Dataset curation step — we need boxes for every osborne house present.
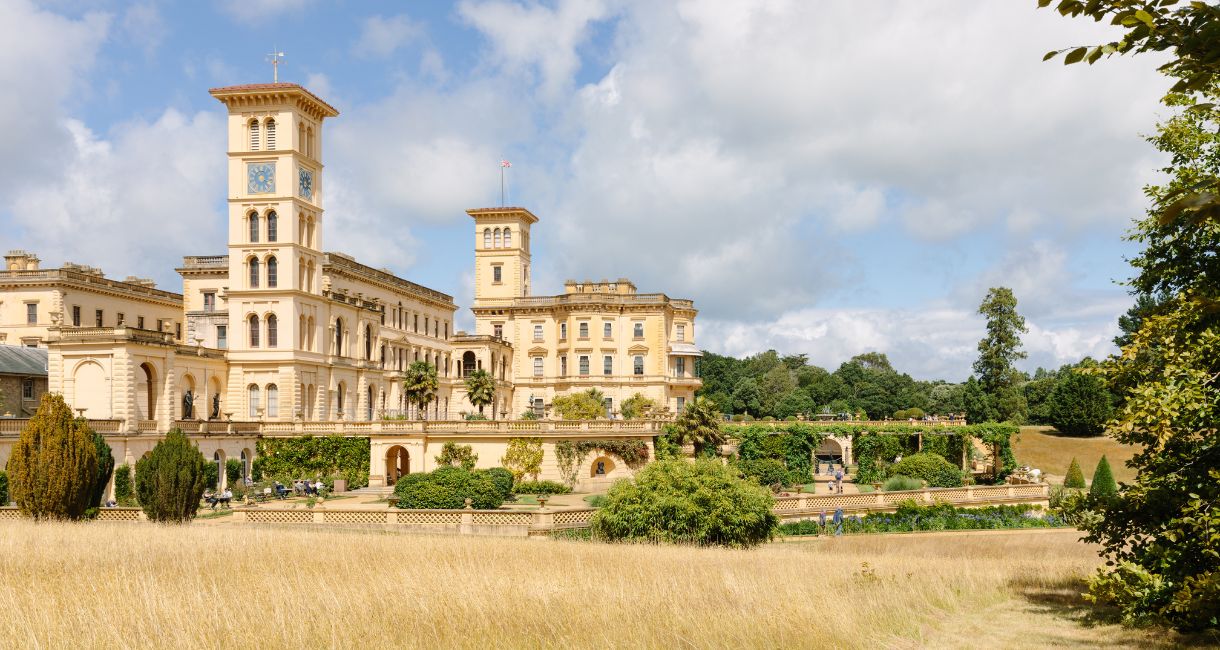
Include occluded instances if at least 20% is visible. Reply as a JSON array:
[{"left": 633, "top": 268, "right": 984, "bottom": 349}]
[{"left": 0, "top": 82, "right": 701, "bottom": 493}]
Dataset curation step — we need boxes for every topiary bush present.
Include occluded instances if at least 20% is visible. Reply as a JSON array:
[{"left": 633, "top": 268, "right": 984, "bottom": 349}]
[
  {"left": 591, "top": 459, "right": 778, "bottom": 548},
  {"left": 394, "top": 467, "right": 505, "bottom": 509},
  {"left": 113, "top": 464, "right": 134, "bottom": 505},
  {"left": 225, "top": 459, "right": 243, "bottom": 485},
  {"left": 0, "top": 470, "right": 8, "bottom": 506},
  {"left": 887, "top": 452, "right": 964, "bottom": 488},
  {"left": 735, "top": 458, "right": 790, "bottom": 491},
  {"left": 135, "top": 429, "right": 209, "bottom": 523},
  {"left": 482, "top": 467, "right": 514, "bottom": 500},
  {"left": 1089, "top": 455, "right": 1118, "bottom": 502},
  {"left": 7, "top": 393, "right": 99, "bottom": 520},
  {"left": 513, "top": 480, "right": 571, "bottom": 495},
  {"left": 883, "top": 475, "right": 924, "bottom": 492},
  {"left": 1064, "top": 457, "right": 1086, "bottom": 489},
  {"left": 201, "top": 460, "right": 219, "bottom": 489}
]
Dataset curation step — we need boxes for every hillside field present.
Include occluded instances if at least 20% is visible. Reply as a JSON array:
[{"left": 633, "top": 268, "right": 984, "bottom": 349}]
[
  {"left": 1012, "top": 426, "right": 1140, "bottom": 484},
  {"left": 1, "top": 521, "right": 1213, "bottom": 648}
]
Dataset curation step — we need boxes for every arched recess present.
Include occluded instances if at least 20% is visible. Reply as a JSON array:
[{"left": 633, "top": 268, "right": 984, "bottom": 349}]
[
  {"left": 181, "top": 373, "right": 197, "bottom": 420},
  {"left": 336, "top": 382, "right": 347, "bottom": 418},
  {"left": 366, "top": 385, "right": 374, "bottom": 420},
  {"left": 213, "top": 449, "right": 226, "bottom": 489},
  {"left": 240, "top": 448, "right": 252, "bottom": 482},
  {"left": 72, "top": 360, "right": 110, "bottom": 418},
  {"left": 815, "top": 438, "right": 844, "bottom": 464},
  {"left": 385, "top": 445, "right": 409, "bottom": 485},
  {"left": 334, "top": 317, "right": 345, "bottom": 356},
  {"left": 208, "top": 376, "right": 222, "bottom": 420},
  {"left": 137, "top": 362, "right": 157, "bottom": 420},
  {"left": 590, "top": 456, "right": 617, "bottom": 478}
]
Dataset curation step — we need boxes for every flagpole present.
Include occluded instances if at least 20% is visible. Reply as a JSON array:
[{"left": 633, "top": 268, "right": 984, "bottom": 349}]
[{"left": 500, "top": 164, "right": 505, "bottom": 207}]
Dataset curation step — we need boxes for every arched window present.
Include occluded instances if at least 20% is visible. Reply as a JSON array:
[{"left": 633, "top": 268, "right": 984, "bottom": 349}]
[
  {"left": 306, "top": 127, "right": 314, "bottom": 158},
  {"left": 249, "top": 211, "right": 259, "bottom": 242},
  {"left": 380, "top": 345, "right": 386, "bottom": 368},
  {"left": 265, "top": 118, "right": 276, "bottom": 149},
  {"left": 299, "top": 315, "right": 307, "bottom": 349},
  {"left": 247, "top": 384, "right": 260, "bottom": 418},
  {"left": 266, "top": 384, "right": 278, "bottom": 418},
  {"left": 248, "top": 314, "right": 260, "bottom": 347},
  {"left": 267, "top": 314, "right": 278, "bottom": 347},
  {"left": 364, "top": 324, "right": 373, "bottom": 360},
  {"left": 334, "top": 318, "right": 344, "bottom": 356},
  {"left": 298, "top": 214, "right": 305, "bottom": 244},
  {"left": 337, "top": 382, "right": 346, "bottom": 415},
  {"left": 503, "top": 228, "right": 512, "bottom": 247},
  {"left": 483, "top": 228, "right": 491, "bottom": 248},
  {"left": 249, "top": 257, "right": 260, "bottom": 288},
  {"left": 249, "top": 119, "right": 260, "bottom": 151},
  {"left": 307, "top": 316, "right": 315, "bottom": 351},
  {"left": 298, "top": 122, "right": 305, "bottom": 153},
  {"left": 267, "top": 211, "right": 278, "bottom": 242},
  {"left": 366, "top": 386, "right": 374, "bottom": 420},
  {"left": 266, "top": 256, "right": 278, "bottom": 288},
  {"left": 306, "top": 260, "right": 315, "bottom": 291},
  {"left": 494, "top": 228, "right": 502, "bottom": 248}
]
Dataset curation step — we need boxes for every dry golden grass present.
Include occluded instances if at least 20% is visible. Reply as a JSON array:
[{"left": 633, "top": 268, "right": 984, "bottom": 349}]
[
  {"left": 1013, "top": 426, "right": 1140, "bottom": 484},
  {"left": 0, "top": 522, "right": 1209, "bottom": 649}
]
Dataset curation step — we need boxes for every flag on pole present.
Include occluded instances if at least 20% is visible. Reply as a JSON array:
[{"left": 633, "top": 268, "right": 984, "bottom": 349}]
[{"left": 501, "top": 160, "right": 512, "bottom": 168}]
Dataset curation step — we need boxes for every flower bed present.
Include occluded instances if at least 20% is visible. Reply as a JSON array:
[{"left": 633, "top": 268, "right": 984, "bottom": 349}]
[{"left": 778, "top": 502, "right": 1064, "bottom": 536}]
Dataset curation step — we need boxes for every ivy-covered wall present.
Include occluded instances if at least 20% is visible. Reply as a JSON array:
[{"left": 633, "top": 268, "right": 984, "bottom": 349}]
[
  {"left": 253, "top": 436, "right": 371, "bottom": 488},
  {"left": 724, "top": 423, "right": 827, "bottom": 484}
]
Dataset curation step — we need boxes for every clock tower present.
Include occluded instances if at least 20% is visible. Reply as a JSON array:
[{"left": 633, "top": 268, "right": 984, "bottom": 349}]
[{"left": 209, "top": 83, "right": 339, "bottom": 418}]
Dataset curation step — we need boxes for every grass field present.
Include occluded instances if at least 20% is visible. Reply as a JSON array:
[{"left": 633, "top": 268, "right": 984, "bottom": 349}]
[
  {"left": 1, "top": 522, "right": 1213, "bottom": 649},
  {"left": 1012, "top": 426, "right": 1140, "bottom": 484}
]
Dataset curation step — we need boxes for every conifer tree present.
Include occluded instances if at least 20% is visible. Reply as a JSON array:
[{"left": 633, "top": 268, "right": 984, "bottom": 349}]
[
  {"left": 134, "top": 428, "right": 208, "bottom": 523},
  {"left": 1089, "top": 455, "right": 1117, "bottom": 501},
  {"left": 1064, "top": 457, "right": 1086, "bottom": 489},
  {"left": 6, "top": 393, "right": 98, "bottom": 520},
  {"left": 90, "top": 431, "right": 115, "bottom": 508}
]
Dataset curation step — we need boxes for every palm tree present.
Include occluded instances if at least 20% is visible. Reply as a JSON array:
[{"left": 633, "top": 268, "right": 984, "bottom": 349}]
[
  {"left": 670, "top": 396, "right": 725, "bottom": 456},
  {"left": 402, "top": 361, "right": 439, "bottom": 420},
  {"left": 464, "top": 369, "right": 496, "bottom": 418}
]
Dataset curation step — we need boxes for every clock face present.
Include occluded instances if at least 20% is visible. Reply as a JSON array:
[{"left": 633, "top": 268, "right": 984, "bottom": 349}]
[
  {"left": 247, "top": 162, "right": 275, "bottom": 194},
  {"left": 298, "top": 167, "right": 314, "bottom": 199}
]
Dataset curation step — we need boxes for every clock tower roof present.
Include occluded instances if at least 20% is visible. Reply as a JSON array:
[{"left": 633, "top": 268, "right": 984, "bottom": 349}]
[{"left": 209, "top": 82, "right": 339, "bottom": 120}]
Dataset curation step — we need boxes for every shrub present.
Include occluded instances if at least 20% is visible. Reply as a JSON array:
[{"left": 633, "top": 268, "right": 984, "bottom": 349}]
[
  {"left": 113, "top": 464, "right": 134, "bottom": 505},
  {"left": 501, "top": 437, "right": 543, "bottom": 482},
  {"left": 7, "top": 393, "right": 99, "bottom": 520},
  {"left": 591, "top": 459, "right": 778, "bottom": 548},
  {"left": 435, "top": 442, "right": 478, "bottom": 470},
  {"left": 254, "top": 436, "right": 370, "bottom": 488},
  {"left": 135, "top": 429, "right": 209, "bottom": 523},
  {"left": 513, "top": 480, "right": 571, "bottom": 495},
  {"left": 730, "top": 414, "right": 745, "bottom": 422},
  {"left": 464, "top": 413, "right": 488, "bottom": 421},
  {"left": 0, "top": 470, "right": 8, "bottom": 505},
  {"left": 225, "top": 459, "right": 243, "bottom": 485},
  {"left": 887, "top": 452, "right": 964, "bottom": 488},
  {"left": 883, "top": 475, "right": 923, "bottom": 492},
  {"left": 779, "top": 502, "right": 1062, "bottom": 536},
  {"left": 1048, "top": 370, "right": 1113, "bottom": 437},
  {"left": 394, "top": 467, "right": 505, "bottom": 509},
  {"left": 620, "top": 393, "right": 659, "bottom": 420},
  {"left": 1064, "top": 457, "right": 1086, "bottom": 489},
  {"left": 552, "top": 389, "right": 606, "bottom": 420},
  {"left": 201, "top": 460, "right": 219, "bottom": 489},
  {"left": 90, "top": 432, "right": 114, "bottom": 509},
  {"left": 482, "top": 467, "right": 514, "bottom": 500},
  {"left": 1089, "top": 455, "right": 1118, "bottom": 501},
  {"left": 735, "top": 458, "right": 790, "bottom": 491}
]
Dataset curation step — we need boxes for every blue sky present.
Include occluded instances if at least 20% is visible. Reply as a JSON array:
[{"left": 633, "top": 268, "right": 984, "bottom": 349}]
[{"left": 0, "top": 1, "right": 1170, "bottom": 380}]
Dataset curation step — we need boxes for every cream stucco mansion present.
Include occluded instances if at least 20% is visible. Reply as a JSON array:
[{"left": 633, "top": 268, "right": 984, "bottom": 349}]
[{"left": 0, "top": 82, "right": 699, "bottom": 490}]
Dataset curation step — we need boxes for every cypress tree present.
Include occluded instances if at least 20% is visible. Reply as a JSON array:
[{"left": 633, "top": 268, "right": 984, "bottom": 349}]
[
  {"left": 90, "top": 431, "right": 115, "bottom": 508},
  {"left": 6, "top": 393, "right": 99, "bottom": 520},
  {"left": 113, "top": 464, "right": 134, "bottom": 506},
  {"left": 1064, "top": 457, "right": 1086, "bottom": 489},
  {"left": 0, "top": 471, "right": 8, "bottom": 506},
  {"left": 134, "top": 428, "right": 208, "bottom": 523},
  {"left": 1089, "top": 455, "right": 1118, "bottom": 501}
]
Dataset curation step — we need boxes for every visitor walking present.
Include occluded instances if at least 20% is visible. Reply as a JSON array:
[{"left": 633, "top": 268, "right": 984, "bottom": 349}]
[
  {"left": 834, "top": 468, "right": 843, "bottom": 494},
  {"left": 832, "top": 508, "right": 844, "bottom": 536}
]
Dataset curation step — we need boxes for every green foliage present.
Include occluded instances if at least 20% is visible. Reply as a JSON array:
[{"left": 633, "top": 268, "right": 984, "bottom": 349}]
[
  {"left": 652, "top": 429, "right": 681, "bottom": 460},
  {"left": 394, "top": 466, "right": 504, "bottom": 509},
  {"left": 554, "top": 439, "right": 650, "bottom": 487},
  {"left": 1089, "top": 456, "right": 1118, "bottom": 502},
  {"left": 1064, "top": 457, "right": 1086, "bottom": 489},
  {"left": 735, "top": 458, "right": 790, "bottom": 491},
  {"left": 668, "top": 396, "right": 725, "bottom": 456},
  {"left": 973, "top": 287, "right": 1029, "bottom": 423},
  {"left": 402, "top": 361, "right": 439, "bottom": 419},
  {"left": 134, "top": 429, "right": 208, "bottom": 524},
  {"left": 728, "top": 422, "right": 826, "bottom": 485},
  {"left": 464, "top": 413, "right": 488, "bottom": 421},
  {"left": 844, "top": 422, "right": 1017, "bottom": 484},
  {"left": 500, "top": 437, "right": 543, "bottom": 482},
  {"left": 551, "top": 388, "right": 606, "bottom": 420},
  {"left": 779, "top": 502, "right": 1062, "bottom": 536},
  {"left": 519, "top": 409, "right": 540, "bottom": 420},
  {"left": 513, "top": 480, "right": 571, "bottom": 495},
  {"left": 225, "top": 459, "right": 243, "bottom": 485},
  {"left": 852, "top": 433, "right": 913, "bottom": 484},
  {"left": 482, "top": 467, "right": 514, "bottom": 501},
  {"left": 962, "top": 377, "right": 996, "bottom": 425},
  {"left": 90, "top": 431, "right": 114, "bottom": 509},
  {"left": 591, "top": 459, "right": 778, "bottom": 548},
  {"left": 254, "top": 436, "right": 370, "bottom": 488},
  {"left": 0, "top": 470, "right": 8, "bottom": 505},
  {"left": 113, "top": 464, "right": 134, "bottom": 505},
  {"left": 620, "top": 393, "right": 659, "bottom": 420},
  {"left": 893, "top": 408, "right": 926, "bottom": 420},
  {"left": 888, "top": 452, "right": 964, "bottom": 488},
  {"left": 1048, "top": 369, "right": 1113, "bottom": 437},
  {"left": 6, "top": 393, "right": 98, "bottom": 520},
  {"left": 883, "top": 475, "right": 924, "bottom": 492},
  {"left": 435, "top": 442, "right": 478, "bottom": 471},
  {"left": 201, "top": 461, "right": 219, "bottom": 489},
  {"left": 463, "top": 369, "right": 496, "bottom": 415}
]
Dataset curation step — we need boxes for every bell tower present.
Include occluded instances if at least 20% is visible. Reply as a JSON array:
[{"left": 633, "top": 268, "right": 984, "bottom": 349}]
[{"left": 469, "top": 207, "right": 538, "bottom": 304}]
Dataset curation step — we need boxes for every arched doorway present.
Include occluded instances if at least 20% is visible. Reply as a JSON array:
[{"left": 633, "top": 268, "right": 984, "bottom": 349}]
[
  {"left": 462, "top": 351, "right": 476, "bottom": 377},
  {"left": 137, "top": 363, "right": 157, "bottom": 420},
  {"left": 815, "top": 438, "right": 844, "bottom": 466},
  {"left": 385, "top": 446, "right": 409, "bottom": 485},
  {"left": 213, "top": 450, "right": 226, "bottom": 489},
  {"left": 240, "top": 449, "right": 252, "bottom": 483}
]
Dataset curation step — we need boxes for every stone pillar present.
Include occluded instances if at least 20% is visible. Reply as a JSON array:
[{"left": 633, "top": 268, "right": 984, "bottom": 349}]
[
  {"left": 112, "top": 350, "right": 136, "bottom": 432},
  {"left": 159, "top": 356, "right": 176, "bottom": 432}
]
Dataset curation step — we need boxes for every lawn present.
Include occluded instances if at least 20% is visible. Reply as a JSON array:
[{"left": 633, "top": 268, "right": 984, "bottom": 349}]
[
  {"left": 0, "top": 521, "right": 1212, "bottom": 648},
  {"left": 1012, "top": 426, "right": 1140, "bottom": 484}
]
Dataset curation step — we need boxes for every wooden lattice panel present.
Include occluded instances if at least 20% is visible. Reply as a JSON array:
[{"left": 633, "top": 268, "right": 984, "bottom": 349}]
[
  {"left": 472, "top": 512, "right": 532, "bottom": 526},
  {"left": 97, "top": 508, "right": 141, "bottom": 521},
  {"left": 323, "top": 511, "right": 388, "bottom": 525},
  {"left": 0, "top": 508, "right": 22, "bottom": 520},
  {"left": 552, "top": 510, "right": 594, "bottom": 526},
  {"left": 772, "top": 499, "right": 801, "bottom": 511},
  {"left": 396, "top": 511, "right": 462, "bottom": 525},
  {"left": 247, "top": 510, "right": 313, "bottom": 524}
]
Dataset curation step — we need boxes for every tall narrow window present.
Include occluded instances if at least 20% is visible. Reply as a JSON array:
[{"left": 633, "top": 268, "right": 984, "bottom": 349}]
[
  {"left": 265, "top": 118, "right": 276, "bottom": 149},
  {"left": 267, "top": 211, "right": 278, "bottom": 242},
  {"left": 483, "top": 228, "right": 491, "bottom": 248},
  {"left": 267, "top": 314, "right": 278, "bottom": 347},
  {"left": 603, "top": 355, "right": 613, "bottom": 376},
  {"left": 676, "top": 357, "right": 686, "bottom": 376},
  {"left": 335, "top": 318, "right": 344, "bottom": 355},
  {"left": 503, "top": 228, "right": 511, "bottom": 247},
  {"left": 71, "top": 306, "right": 80, "bottom": 327},
  {"left": 634, "top": 322, "right": 644, "bottom": 338},
  {"left": 249, "top": 119, "right": 260, "bottom": 150},
  {"left": 493, "top": 324, "right": 503, "bottom": 338},
  {"left": 579, "top": 322, "right": 589, "bottom": 338},
  {"left": 203, "top": 292, "right": 215, "bottom": 311},
  {"left": 266, "top": 256, "right": 277, "bottom": 288},
  {"left": 364, "top": 324, "right": 372, "bottom": 360},
  {"left": 248, "top": 385, "right": 260, "bottom": 418},
  {"left": 492, "top": 266, "right": 502, "bottom": 283},
  {"left": 248, "top": 315, "right": 260, "bottom": 347},
  {"left": 494, "top": 228, "right": 502, "bottom": 248},
  {"left": 217, "top": 325, "right": 227, "bottom": 349},
  {"left": 249, "top": 211, "right": 259, "bottom": 242},
  {"left": 579, "top": 355, "right": 590, "bottom": 375},
  {"left": 634, "top": 356, "right": 644, "bottom": 375},
  {"left": 25, "top": 303, "right": 36, "bottom": 325},
  {"left": 560, "top": 356, "right": 568, "bottom": 376},
  {"left": 533, "top": 324, "right": 543, "bottom": 341},
  {"left": 95, "top": 309, "right": 103, "bottom": 327},
  {"left": 560, "top": 323, "right": 567, "bottom": 339},
  {"left": 298, "top": 122, "right": 305, "bottom": 153},
  {"left": 249, "top": 258, "right": 260, "bottom": 288},
  {"left": 533, "top": 357, "right": 543, "bottom": 377},
  {"left": 603, "top": 322, "right": 612, "bottom": 338},
  {"left": 676, "top": 324, "right": 686, "bottom": 341},
  {"left": 266, "top": 384, "right": 278, "bottom": 417}
]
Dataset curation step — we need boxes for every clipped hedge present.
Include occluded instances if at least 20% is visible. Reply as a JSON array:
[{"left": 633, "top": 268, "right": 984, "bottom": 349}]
[
  {"left": 735, "top": 458, "right": 791, "bottom": 490},
  {"left": 253, "top": 436, "right": 370, "bottom": 488},
  {"left": 514, "top": 480, "right": 571, "bottom": 495},
  {"left": 113, "top": 464, "right": 134, "bottom": 505},
  {"left": 888, "top": 452, "right": 964, "bottom": 488},
  {"left": 484, "top": 467, "right": 514, "bottom": 500},
  {"left": 394, "top": 467, "right": 506, "bottom": 509}
]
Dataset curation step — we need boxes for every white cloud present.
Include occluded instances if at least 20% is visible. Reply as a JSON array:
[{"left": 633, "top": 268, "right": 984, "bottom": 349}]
[
  {"left": 120, "top": 2, "right": 166, "bottom": 58},
  {"left": 353, "top": 14, "right": 422, "bottom": 59},
  {"left": 217, "top": 0, "right": 314, "bottom": 24}
]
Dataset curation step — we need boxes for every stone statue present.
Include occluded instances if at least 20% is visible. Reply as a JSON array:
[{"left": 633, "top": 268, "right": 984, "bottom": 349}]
[
  {"left": 182, "top": 390, "right": 194, "bottom": 419},
  {"left": 210, "top": 393, "right": 221, "bottom": 420}
]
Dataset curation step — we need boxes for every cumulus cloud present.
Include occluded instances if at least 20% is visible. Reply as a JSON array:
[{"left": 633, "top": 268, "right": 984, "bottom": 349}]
[
  {"left": 217, "top": 0, "right": 314, "bottom": 24},
  {"left": 353, "top": 14, "right": 422, "bottom": 59}
]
